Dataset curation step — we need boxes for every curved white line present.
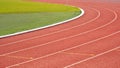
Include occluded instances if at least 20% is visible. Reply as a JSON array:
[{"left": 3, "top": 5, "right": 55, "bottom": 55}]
[
  {"left": 0, "top": 8, "right": 84, "bottom": 38},
  {"left": 64, "top": 46, "right": 120, "bottom": 68},
  {"left": 0, "top": 7, "right": 97, "bottom": 47},
  {"left": 5, "top": 8, "right": 118, "bottom": 68}
]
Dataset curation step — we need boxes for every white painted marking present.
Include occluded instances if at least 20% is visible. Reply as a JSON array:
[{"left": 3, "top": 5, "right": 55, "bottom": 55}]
[{"left": 64, "top": 46, "right": 120, "bottom": 68}]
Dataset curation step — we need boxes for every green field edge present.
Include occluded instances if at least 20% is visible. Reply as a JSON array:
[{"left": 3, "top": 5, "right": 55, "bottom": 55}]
[
  {"left": 0, "top": 0, "right": 84, "bottom": 38},
  {"left": 0, "top": 9, "right": 84, "bottom": 38}
]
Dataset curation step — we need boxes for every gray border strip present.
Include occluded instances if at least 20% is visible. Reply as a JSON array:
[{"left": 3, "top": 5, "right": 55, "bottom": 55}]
[{"left": 0, "top": 8, "right": 84, "bottom": 38}]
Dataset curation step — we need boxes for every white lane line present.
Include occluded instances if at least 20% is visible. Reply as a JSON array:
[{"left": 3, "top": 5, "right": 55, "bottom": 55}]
[
  {"left": 6, "top": 27, "right": 120, "bottom": 68},
  {"left": 1, "top": 8, "right": 116, "bottom": 56},
  {"left": 64, "top": 46, "right": 120, "bottom": 68},
  {"left": 0, "top": 7, "right": 98, "bottom": 47},
  {"left": 5, "top": 9, "right": 118, "bottom": 68}
]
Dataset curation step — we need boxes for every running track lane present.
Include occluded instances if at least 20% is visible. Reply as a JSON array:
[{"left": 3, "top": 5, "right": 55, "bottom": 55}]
[
  {"left": 0, "top": 1, "right": 120, "bottom": 68},
  {"left": 64, "top": 46, "right": 120, "bottom": 68}
]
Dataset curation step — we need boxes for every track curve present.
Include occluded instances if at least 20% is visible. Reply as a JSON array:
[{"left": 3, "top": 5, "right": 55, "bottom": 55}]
[{"left": 0, "top": 0, "right": 120, "bottom": 68}]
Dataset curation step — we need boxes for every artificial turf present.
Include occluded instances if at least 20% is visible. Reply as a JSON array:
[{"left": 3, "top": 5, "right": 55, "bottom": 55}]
[{"left": 0, "top": 0, "right": 81, "bottom": 36}]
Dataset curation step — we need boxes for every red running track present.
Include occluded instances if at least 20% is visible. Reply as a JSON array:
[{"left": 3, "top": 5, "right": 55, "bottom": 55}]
[{"left": 0, "top": 0, "right": 120, "bottom": 68}]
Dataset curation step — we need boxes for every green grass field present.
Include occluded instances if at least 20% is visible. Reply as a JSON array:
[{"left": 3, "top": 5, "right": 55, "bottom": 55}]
[{"left": 0, "top": 0, "right": 81, "bottom": 36}]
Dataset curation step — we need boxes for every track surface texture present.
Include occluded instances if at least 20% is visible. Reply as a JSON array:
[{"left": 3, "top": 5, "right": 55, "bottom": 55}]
[{"left": 0, "top": 0, "right": 120, "bottom": 68}]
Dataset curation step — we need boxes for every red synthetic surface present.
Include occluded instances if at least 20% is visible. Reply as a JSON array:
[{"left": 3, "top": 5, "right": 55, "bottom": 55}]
[{"left": 0, "top": 0, "right": 120, "bottom": 68}]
